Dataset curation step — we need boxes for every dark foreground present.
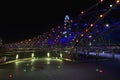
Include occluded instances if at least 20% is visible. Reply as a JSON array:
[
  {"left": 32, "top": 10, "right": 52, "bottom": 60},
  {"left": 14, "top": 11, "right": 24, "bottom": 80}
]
[{"left": 0, "top": 57, "right": 120, "bottom": 80}]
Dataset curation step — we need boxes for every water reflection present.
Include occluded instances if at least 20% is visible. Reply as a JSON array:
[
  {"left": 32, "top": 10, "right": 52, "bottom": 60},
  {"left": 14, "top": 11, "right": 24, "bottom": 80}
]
[{"left": 13, "top": 57, "right": 63, "bottom": 72}]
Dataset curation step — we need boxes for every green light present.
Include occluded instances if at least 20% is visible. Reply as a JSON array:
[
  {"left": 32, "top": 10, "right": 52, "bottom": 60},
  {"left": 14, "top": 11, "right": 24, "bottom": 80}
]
[
  {"left": 24, "top": 69, "right": 26, "bottom": 72},
  {"left": 31, "top": 53, "right": 34, "bottom": 58},
  {"left": 96, "top": 69, "right": 99, "bottom": 72},
  {"left": 60, "top": 53, "right": 62, "bottom": 58},
  {"left": 47, "top": 52, "right": 50, "bottom": 57},
  {"left": 46, "top": 58, "right": 51, "bottom": 61},
  {"left": 31, "top": 58, "right": 35, "bottom": 62},
  {"left": 16, "top": 54, "right": 19, "bottom": 60},
  {"left": 47, "top": 61, "right": 50, "bottom": 64},
  {"left": 15, "top": 61, "right": 19, "bottom": 67}
]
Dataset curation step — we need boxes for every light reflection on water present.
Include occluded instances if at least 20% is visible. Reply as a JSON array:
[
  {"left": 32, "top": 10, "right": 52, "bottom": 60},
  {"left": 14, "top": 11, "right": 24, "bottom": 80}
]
[{"left": 2, "top": 58, "right": 63, "bottom": 72}]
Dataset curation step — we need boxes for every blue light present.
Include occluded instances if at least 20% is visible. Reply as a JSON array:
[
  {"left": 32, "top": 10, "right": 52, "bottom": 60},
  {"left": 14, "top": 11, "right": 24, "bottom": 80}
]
[{"left": 63, "top": 31, "right": 67, "bottom": 34}]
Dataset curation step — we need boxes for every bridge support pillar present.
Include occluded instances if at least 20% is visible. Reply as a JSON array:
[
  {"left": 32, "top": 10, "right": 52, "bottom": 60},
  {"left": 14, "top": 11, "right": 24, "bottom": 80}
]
[
  {"left": 96, "top": 49, "right": 99, "bottom": 59},
  {"left": 112, "top": 51, "right": 115, "bottom": 60}
]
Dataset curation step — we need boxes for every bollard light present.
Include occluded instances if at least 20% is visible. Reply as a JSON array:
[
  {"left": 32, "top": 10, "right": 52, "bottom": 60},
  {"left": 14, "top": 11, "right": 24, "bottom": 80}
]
[
  {"left": 47, "top": 52, "right": 50, "bottom": 57},
  {"left": 16, "top": 54, "right": 19, "bottom": 60}
]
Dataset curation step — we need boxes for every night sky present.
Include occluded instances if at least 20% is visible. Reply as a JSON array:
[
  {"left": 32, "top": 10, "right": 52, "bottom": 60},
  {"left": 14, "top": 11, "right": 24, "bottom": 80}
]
[{"left": 0, "top": 0, "right": 119, "bottom": 44}]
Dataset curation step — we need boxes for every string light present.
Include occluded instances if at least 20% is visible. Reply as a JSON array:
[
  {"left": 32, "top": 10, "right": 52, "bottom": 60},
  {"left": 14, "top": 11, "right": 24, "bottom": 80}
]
[
  {"left": 81, "top": 34, "right": 84, "bottom": 37},
  {"left": 85, "top": 29, "right": 89, "bottom": 32},
  {"left": 89, "top": 35, "right": 92, "bottom": 38},
  {"left": 100, "top": 0, "right": 103, "bottom": 2},
  {"left": 116, "top": 0, "right": 120, "bottom": 3},
  {"left": 90, "top": 24, "right": 94, "bottom": 27},
  {"left": 100, "top": 14, "right": 103, "bottom": 18},
  {"left": 110, "top": 4, "right": 113, "bottom": 7},
  {"left": 64, "top": 26, "right": 67, "bottom": 29},
  {"left": 106, "top": 24, "right": 109, "bottom": 27},
  {"left": 81, "top": 11, "right": 84, "bottom": 14},
  {"left": 76, "top": 40, "right": 79, "bottom": 43},
  {"left": 58, "top": 26, "right": 60, "bottom": 28},
  {"left": 71, "top": 46, "right": 74, "bottom": 49},
  {"left": 60, "top": 32, "right": 62, "bottom": 34},
  {"left": 70, "top": 20, "right": 73, "bottom": 23}
]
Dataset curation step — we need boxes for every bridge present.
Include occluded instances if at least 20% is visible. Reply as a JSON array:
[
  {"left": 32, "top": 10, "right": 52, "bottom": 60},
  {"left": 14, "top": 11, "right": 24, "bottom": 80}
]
[
  {"left": 1, "top": 1, "right": 120, "bottom": 80},
  {"left": 1, "top": 0, "right": 120, "bottom": 61}
]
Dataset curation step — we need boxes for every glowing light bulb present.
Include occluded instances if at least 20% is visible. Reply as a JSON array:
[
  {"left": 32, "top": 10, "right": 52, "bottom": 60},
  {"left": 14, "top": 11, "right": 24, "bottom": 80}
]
[
  {"left": 58, "top": 26, "right": 60, "bottom": 28},
  {"left": 70, "top": 20, "right": 73, "bottom": 23},
  {"left": 76, "top": 40, "right": 79, "bottom": 43},
  {"left": 85, "top": 29, "right": 89, "bottom": 32},
  {"left": 60, "top": 53, "right": 62, "bottom": 58},
  {"left": 64, "top": 26, "right": 67, "bottom": 29},
  {"left": 100, "top": 0, "right": 103, "bottom": 2},
  {"left": 81, "top": 11, "right": 84, "bottom": 14},
  {"left": 47, "top": 52, "right": 50, "bottom": 57},
  {"left": 31, "top": 53, "right": 34, "bottom": 58},
  {"left": 116, "top": 0, "right": 120, "bottom": 3},
  {"left": 16, "top": 54, "right": 19, "bottom": 60},
  {"left": 106, "top": 24, "right": 109, "bottom": 27},
  {"left": 90, "top": 24, "right": 94, "bottom": 27},
  {"left": 89, "top": 35, "right": 92, "bottom": 38},
  {"left": 110, "top": 4, "right": 113, "bottom": 7},
  {"left": 71, "top": 46, "right": 74, "bottom": 49},
  {"left": 100, "top": 14, "right": 103, "bottom": 18},
  {"left": 81, "top": 34, "right": 84, "bottom": 37}
]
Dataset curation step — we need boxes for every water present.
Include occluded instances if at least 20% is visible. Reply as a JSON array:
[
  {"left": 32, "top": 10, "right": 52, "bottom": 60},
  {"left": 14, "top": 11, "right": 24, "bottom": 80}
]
[{"left": 0, "top": 57, "right": 120, "bottom": 80}]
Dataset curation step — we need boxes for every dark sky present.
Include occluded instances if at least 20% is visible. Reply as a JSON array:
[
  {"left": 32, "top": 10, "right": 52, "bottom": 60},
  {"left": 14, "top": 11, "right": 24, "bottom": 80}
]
[{"left": 1, "top": 0, "right": 119, "bottom": 44}]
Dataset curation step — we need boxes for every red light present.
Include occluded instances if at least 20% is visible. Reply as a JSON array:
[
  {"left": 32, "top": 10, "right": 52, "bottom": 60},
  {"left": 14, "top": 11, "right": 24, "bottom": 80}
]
[{"left": 85, "top": 29, "right": 89, "bottom": 32}]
